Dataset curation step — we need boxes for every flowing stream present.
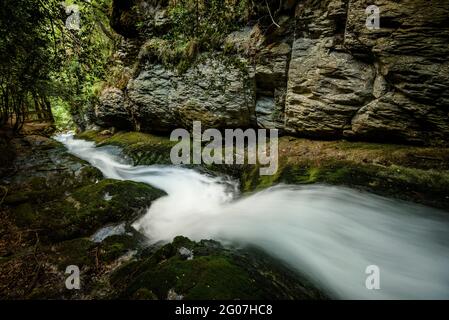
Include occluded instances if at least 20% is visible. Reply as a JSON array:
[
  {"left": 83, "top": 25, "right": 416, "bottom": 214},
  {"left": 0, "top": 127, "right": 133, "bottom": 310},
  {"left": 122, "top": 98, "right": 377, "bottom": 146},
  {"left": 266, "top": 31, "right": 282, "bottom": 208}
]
[{"left": 56, "top": 133, "right": 449, "bottom": 300}]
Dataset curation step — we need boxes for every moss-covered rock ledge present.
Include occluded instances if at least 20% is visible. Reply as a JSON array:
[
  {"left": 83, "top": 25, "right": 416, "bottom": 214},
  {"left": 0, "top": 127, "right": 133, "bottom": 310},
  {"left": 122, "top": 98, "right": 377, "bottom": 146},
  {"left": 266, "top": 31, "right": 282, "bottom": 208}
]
[
  {"left": 77, "top": 130, "right": 449, "bottom": 210},
  {"left": 11, "top": 179, "right": 165, "bottom": 242},
  {"left": 77, "top": 130, "right": 176, "bottom": 165},
  {"left": 244, "top": 138, "right": 449, "bottom": 210},
  {"left": 1, "top": 134, "right": 166, "bottom": 243}
]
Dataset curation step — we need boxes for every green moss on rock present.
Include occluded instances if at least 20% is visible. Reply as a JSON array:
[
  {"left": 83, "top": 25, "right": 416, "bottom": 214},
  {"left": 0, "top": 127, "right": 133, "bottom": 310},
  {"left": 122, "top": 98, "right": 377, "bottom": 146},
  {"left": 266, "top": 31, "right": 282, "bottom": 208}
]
[
  {"left": 76, "top": 131, "right": 176, "bottom": 166},
  {"left": 12, "top": 179, "right": 166, "bottom": 242},
  {"left": 242, "top": 160, "right": 449, "bottom": 210},
  {"left": 76, "top": 131, "right": 449, "bottom": 209},
  {"left": 49, "top": 238, "right": 96, "bottom": 270},
  {"left": 111, "top": 236, "right": 326, "bottom": 300},
  {"left": 99, "top": 234, "right": 141, "bottom": 263}
]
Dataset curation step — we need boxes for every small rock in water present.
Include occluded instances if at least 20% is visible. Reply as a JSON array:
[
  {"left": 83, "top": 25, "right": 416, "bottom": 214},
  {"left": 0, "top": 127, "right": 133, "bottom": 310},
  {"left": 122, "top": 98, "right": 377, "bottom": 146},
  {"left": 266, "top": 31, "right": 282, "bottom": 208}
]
[{"left": 178, "top": 247, "right": 194, "bottom": 260}]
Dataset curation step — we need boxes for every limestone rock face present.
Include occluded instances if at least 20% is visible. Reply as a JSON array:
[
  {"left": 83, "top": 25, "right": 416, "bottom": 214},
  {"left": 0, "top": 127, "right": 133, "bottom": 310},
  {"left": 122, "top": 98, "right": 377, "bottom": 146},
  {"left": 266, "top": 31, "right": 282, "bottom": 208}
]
[
  {"left": 127, "top": 56, "right": 255, "bottom": 132},
  {"left": 342, "top": 0, "right": 449, "bottom": 143},
  {"left": 284, "top": 0, "right": 449, "bottom": 144},
  {"left": 255, "top": 42, "right": 291, "bottom": 130},
  {"left": 285, "top": 37, "right": 375, "bottom": 138},
  {"left": 97, "top": 0, "right": 449, "bottom": 145}
]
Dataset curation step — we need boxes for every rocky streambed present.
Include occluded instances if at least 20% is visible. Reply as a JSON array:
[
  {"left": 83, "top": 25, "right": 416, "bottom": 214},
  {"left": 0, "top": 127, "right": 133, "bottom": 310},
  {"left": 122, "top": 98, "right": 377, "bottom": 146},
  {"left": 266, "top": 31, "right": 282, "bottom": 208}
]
[
  {"left": 1, "top": 130, "right": 449, "bottom": 299},
  {"left": 0, "top": 133, "right": 325, "bottom": 300}
]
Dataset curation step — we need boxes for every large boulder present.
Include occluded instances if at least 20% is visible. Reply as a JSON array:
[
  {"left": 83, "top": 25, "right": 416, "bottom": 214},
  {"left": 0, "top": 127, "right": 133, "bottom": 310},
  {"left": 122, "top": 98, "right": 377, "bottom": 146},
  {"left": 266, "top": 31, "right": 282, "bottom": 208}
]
[
  {"left": 127, "top": 55, "right": 256, "bottom": 132},
  {"left": 1, "top": 134, "right": 166, "bottom": 243},
  {"left": 111, "top": 236, "right": 327, "bottom": 300}
]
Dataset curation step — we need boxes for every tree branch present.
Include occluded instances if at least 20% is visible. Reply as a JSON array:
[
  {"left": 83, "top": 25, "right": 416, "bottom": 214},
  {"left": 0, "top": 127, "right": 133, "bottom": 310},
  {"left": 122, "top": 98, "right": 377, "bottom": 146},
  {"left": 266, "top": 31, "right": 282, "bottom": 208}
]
[{"left": 265, "top": 0, "right": 280, "bottom": 28}]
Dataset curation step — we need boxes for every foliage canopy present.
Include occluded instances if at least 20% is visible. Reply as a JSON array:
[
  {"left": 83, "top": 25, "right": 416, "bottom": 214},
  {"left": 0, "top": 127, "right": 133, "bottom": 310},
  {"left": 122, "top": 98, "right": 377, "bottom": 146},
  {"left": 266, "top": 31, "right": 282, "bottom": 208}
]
[{"left": 0, "top": 0, "right": 116, "bottom": 131}]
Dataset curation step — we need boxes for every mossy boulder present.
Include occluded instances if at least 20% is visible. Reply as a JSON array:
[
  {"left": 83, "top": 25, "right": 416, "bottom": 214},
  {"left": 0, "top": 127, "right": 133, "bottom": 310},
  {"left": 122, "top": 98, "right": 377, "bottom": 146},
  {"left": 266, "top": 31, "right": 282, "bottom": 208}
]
[
  {"left": 110, "top": 236, "right": 326, "bottom": 300},
  {"left": 12, "top": 179, "right": 166, "bottom": 242},
  {"left": 48, "top": 233, "right": 143, "bottom": 271},
  {"left": 3, "top": 134, "right": 104, "bottom": 207},
  {"left": 242, "top": 159, "right": 449, "bottom": 210},
  {"left": 49, "top": 238, "right": 97, "bottom": 270},
  {"left": 3, "top": 165, "right": 103, "bottom": 206}
]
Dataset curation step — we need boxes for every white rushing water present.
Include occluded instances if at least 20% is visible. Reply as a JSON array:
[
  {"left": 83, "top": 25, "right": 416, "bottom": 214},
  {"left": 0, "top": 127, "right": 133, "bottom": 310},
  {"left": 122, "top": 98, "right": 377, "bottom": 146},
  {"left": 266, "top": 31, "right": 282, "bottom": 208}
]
[{"left": 56, "top": 133, "right": 449, "bottom": 300}]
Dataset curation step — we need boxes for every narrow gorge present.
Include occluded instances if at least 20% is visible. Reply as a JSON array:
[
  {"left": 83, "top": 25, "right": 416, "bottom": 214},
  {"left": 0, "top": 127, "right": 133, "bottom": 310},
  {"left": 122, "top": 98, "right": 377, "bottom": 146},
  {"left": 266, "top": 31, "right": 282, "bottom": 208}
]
[{"left": 1, "top": 0, "right": 449, "bottom": 302}]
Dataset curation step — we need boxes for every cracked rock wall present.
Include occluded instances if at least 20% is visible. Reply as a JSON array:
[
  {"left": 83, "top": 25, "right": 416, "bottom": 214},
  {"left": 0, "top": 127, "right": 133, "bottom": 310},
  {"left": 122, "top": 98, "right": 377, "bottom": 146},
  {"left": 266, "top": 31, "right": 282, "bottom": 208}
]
[{"left": 95, "top": 0, "right": 449, "bottom": 145}]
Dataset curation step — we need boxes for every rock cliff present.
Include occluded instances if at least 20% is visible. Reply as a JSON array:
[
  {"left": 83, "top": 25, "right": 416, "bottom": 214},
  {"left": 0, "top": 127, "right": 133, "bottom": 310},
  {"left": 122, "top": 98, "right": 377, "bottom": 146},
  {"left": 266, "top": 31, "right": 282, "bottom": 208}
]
[{"left": 91, "top": 0, "right": 449, "bottom": 145}]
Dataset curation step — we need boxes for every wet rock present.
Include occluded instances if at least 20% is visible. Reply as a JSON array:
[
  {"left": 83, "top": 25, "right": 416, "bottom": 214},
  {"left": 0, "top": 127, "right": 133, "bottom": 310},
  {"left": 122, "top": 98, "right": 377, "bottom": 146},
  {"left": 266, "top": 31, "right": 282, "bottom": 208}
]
[
  {"left": 127, "top": 55, "right": 256, "bottom": 132},
  {"left": 1, "top": 135, "right": 166, "bottom": 243},
  {"left": 98, "top": 233, "right": 142, "bottom": 263},
  {"left": 95, "top": 88, "right": 132, "bottom": 130},
  {"left": 0, "top": 134, "right": 168, "bottom": 299},
  {"left": 2, "top": 136, "right": 103, "bottom": 206},
  {"left": 11, "top": 179, "right": 166, "bottom": 242},
  {"left": 110, "top": 236, "right": 326, "bottom": 300}
]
